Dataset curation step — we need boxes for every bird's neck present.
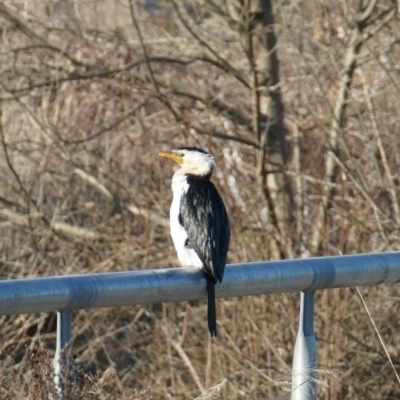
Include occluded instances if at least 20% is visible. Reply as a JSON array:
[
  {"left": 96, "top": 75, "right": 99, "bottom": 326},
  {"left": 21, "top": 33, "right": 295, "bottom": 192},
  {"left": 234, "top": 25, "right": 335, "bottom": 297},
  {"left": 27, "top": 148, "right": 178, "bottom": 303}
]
[
  {"left": 171, "top": 170, "right": 189, "bottom": 193},
  {"left": 178, "top": 163, "right": 214, "bottom": 178},
  {"left": 172, "top": 169, "right": 212, "bottom": 193}
]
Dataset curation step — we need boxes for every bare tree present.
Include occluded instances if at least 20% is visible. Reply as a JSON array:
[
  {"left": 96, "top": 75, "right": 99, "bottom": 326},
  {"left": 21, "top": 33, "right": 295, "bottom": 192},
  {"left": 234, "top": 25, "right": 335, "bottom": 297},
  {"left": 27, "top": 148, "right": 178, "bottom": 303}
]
[{"left": 310, "top": 0, "right": 398, "bottom": 254}]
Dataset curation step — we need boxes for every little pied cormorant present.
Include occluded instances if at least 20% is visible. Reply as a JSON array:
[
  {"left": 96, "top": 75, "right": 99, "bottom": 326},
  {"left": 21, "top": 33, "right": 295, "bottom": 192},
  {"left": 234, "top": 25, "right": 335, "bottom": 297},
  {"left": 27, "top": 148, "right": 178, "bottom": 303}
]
[{"left": 159, "top": 147, "right": 230, "bottom": 337}]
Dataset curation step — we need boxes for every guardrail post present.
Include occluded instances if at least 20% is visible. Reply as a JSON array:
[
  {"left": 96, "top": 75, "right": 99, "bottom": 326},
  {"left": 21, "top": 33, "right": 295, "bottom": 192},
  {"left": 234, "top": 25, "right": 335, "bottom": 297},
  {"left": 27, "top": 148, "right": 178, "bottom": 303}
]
[
  {"left": 291, "top": 291, "right": 317, "bottom": 400},
  {"left": 53, "top": 311, "right": 75, "bottom": 400}
]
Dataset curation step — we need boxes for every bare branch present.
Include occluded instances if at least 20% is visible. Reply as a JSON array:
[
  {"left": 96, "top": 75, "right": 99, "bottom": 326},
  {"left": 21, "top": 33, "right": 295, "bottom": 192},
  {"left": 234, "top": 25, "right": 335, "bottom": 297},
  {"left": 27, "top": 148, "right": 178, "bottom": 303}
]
[
  {"left": 65, "top": 99, "right": 150, "bottom": 145},
  {"left": 0, "top": 4, "right": 104, "bottom": 75},
  {"left": 171, "top": 0, "right": 249, "bottom": 88}
]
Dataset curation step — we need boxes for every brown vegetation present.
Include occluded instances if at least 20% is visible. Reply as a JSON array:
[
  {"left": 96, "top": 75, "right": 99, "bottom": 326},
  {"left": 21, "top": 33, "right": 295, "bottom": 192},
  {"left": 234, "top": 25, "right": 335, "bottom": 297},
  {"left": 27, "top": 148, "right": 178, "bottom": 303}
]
[{"left": 0, "top": 0, "right": 400, "bottom": 398}]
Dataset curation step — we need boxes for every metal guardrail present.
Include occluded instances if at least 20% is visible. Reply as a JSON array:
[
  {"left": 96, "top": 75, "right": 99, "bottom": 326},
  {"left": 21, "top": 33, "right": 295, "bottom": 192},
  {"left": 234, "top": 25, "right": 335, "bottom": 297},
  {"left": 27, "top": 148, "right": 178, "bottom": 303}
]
[{"left": 1, "top": 252, "right": 400, "bottom": 399}]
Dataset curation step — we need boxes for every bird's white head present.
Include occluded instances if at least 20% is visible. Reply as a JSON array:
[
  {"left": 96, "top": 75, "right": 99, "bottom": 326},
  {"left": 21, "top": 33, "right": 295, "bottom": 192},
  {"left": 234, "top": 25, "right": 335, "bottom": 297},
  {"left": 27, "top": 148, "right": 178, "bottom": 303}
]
[{"left": 159, "top": 147, "right": 215, "bottom": 178}]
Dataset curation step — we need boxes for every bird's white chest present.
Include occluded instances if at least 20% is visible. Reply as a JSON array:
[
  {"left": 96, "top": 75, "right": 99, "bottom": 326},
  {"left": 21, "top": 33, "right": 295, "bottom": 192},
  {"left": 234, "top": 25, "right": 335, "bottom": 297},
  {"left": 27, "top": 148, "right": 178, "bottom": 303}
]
[{"left": 170, "top": 173, "right": 203, "bottom": 269}]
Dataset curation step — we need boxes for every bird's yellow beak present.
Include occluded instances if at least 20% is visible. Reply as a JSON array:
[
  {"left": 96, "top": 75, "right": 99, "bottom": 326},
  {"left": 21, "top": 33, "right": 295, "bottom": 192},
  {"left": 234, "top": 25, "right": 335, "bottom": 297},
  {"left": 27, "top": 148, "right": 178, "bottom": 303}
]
[{"left": 159, "top": 151, "right": 184, "bottom": 165}]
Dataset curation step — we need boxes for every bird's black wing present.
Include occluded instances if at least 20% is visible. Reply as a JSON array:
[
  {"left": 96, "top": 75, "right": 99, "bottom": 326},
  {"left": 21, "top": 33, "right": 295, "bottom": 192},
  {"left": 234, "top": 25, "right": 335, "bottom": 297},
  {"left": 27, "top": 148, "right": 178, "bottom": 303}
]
[{"left": 179, "top": 176, "right": 230, "bottom": 283}]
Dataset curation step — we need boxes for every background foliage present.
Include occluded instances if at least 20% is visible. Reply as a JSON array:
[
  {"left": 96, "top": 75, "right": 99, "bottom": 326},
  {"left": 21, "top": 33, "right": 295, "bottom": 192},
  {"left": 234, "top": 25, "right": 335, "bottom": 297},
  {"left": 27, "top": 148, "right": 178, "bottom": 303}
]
[{"left": 0, "top": 0, "right": 400, "bottom": 398}]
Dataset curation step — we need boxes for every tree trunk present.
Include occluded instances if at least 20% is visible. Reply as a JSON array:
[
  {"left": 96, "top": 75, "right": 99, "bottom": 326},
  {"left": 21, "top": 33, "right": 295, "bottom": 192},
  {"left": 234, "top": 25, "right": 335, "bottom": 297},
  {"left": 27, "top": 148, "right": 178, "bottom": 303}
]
[{"left": 250, "top": 0, "right": 295, "bottom": 258}]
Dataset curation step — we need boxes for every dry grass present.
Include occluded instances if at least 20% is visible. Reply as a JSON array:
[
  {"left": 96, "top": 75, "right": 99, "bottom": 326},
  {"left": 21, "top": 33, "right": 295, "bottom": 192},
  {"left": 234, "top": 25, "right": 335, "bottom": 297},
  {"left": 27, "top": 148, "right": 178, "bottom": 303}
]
[
  {"left": 0, "top": 1, "right": 400, "bottom": 399},
  {"left": 0, "top": 345, "right": 152, "bottom": 399}
]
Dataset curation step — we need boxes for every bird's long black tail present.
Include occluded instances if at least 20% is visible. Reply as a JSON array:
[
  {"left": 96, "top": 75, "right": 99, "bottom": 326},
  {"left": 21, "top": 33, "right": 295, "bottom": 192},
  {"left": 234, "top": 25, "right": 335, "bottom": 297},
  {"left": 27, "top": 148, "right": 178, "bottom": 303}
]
[{"left": 206, "top": 277, "right": 217, "bottom": 337}]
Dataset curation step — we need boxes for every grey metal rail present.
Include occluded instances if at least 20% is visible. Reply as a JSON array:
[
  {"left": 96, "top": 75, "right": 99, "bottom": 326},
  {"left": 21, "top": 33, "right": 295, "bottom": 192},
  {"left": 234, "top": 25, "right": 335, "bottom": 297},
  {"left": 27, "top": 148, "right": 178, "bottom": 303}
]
[
  {"left": 1, "top": 252, "right": 400, "bottom": 315},
  {"left": 1, "top": 251, "right": 400, "bottom": 399}
]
